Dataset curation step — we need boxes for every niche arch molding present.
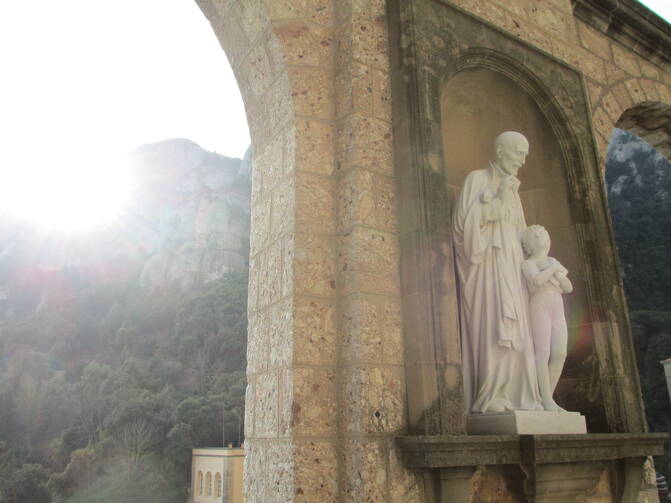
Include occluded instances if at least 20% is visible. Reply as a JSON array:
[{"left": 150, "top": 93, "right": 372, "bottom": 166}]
[{"left": 388, "top": 0, "right": 645, "bottom": 436}]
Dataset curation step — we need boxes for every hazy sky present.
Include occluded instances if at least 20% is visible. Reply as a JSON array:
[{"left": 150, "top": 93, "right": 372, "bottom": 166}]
[{"left": 0, "top": 0, "right": 668, "bottom": 229}]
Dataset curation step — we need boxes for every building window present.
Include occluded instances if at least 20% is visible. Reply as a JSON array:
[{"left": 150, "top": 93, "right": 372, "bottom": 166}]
[
  {"left": 206, "top": 472, "right": 212, "bottom": 496},
  {"left": 197, "top": 471, "right": 203, "bottom": 496},
  {"left": 215, "top": 472, "right": 222, "bottom": 498}
]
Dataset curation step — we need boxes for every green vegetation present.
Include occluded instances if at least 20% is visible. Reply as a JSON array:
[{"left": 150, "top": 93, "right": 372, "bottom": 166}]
[
  {"left": 606, "top": 129, "right": 671, "bottom": 476},
  {"left": 0, "top": 272, "right": 247, "bottom": 503}
]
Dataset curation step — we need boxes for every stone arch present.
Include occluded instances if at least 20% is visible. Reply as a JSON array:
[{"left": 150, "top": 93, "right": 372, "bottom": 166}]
[
  {"left": 192, "top": 1, "right": 339, "bottom": 502},
  {"left": 616, "top": 101, "right": 671, "bottom": 159}
]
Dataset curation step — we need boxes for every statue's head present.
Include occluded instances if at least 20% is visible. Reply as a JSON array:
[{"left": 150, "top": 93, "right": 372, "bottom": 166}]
[
  {"left": 521, "top": 224, "right": 550, "bottom": 256},
  {"left": 494, "top": 131, "right": 529, "bottom": 176}
]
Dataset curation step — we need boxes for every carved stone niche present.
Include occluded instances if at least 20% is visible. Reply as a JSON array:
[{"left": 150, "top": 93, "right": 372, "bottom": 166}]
[
  {"left": 387, "top": 0, "right": 669, "bottom": 501},
  {"left": 389, "top": 0, "right": 646, "bottom": 436},
  {"left": 397, "top": 434, "right": 668, "bottom": 503}
]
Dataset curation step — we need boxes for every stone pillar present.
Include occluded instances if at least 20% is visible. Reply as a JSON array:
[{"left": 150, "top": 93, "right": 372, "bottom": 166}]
[
  {"left": 333, "top": 1, "right": 422, "bottom": 501},
  {"left": 197, "top": 0, "right": 341, "bottom": 501}
]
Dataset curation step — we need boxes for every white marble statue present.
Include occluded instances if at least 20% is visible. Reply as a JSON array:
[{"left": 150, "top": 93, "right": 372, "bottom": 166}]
[
  {"left": 453, "top": 131, "right": 543, "bottom": 413},
  {"left": 521, "top": 225, "right": 573, "bottom": 412}
]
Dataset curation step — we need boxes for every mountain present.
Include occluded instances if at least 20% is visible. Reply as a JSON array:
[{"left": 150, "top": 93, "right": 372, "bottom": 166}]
[{"left": 0, "top": 139, "right": 251, "bottom": 319}]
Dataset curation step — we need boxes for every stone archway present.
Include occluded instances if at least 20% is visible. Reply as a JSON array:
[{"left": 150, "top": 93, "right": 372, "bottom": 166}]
[
  {"left": 617, "top": 101, "right": 671, "bottom": 159},
  {"left": 193, "top": 1, "right": 416, "bottom": 502}
]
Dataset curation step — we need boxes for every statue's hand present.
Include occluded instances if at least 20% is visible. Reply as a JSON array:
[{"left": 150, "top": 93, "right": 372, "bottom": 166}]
[{"left": 480, "top": 191, "right": 494, "bottom": 204}]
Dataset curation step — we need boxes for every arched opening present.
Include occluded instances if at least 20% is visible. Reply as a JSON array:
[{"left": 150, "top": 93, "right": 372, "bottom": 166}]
[
  {"left": 441, "top": 65, "right": 609, "bottom": 430},
  {"left": 606, "top": 105, "right": 671, "bottom": 474},
  {"left": 0, "top": 1, "right": 288, "bottom": 501}
]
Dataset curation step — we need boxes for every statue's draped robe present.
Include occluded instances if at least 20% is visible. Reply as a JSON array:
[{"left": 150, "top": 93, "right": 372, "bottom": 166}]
[{"left": 453, "top": 164, "right": 541, "bottom": 413}]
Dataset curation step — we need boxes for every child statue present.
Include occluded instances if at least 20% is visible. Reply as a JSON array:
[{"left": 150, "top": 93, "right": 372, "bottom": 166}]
[{"left": 521, "top": 225, "right": 573, "bottom": 412}]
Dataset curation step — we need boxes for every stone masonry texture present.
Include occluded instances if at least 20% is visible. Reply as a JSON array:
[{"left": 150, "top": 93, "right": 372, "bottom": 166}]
[{"left": 194, "top": 0, "right": 671, "bottom": 501}]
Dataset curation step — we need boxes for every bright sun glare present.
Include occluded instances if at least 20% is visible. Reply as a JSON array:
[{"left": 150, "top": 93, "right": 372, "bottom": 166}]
[{"left": 0, "top": 0, "right": 248, "bottom": 231}]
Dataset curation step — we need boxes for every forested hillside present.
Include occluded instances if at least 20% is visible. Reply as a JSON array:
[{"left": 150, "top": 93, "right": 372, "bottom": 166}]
[
  {"left": 0, "top": 141, "right": 250, "bottom": 503},
  {"left": 606, "top": 129, "right": 671, "bottom": 474}
]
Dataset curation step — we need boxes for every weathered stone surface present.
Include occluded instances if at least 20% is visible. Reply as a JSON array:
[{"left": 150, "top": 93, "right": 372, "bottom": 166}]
[
  {"left": 294, "top": 232, "right": 336, "bottom": 297},
  {"left": 198, "top": 0, "right": 671, "bottom": 501},
  {"left": 255, "top": 371, "right": 279, "bottom": 437},
  {"left": 294, "top": 295, "right": 337, "bottom": 366},
  {"left": 341, "top": 366, "right": 405, "bottom": 434},
  {"left": 293, "top": 440, "right": 338, "bottom": 502},
  {"left": 341, "top": 439, "right": 389, "bottom": 502}
]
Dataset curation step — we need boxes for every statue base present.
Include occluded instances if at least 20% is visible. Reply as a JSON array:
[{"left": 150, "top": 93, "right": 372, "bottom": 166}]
[{"left": 467, "top": 410, "right": 587, "bottom": 435}]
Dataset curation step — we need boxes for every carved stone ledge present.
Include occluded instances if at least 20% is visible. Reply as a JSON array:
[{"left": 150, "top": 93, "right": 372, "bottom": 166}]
[
  {"left": 572, "top": 0, "right": 671, "bottom": 67},
  {"left": 397, "top": 433, "right": 668, "bottom": 503}
]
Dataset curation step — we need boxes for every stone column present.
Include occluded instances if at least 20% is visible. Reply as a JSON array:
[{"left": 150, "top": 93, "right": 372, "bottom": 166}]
[
  {"left": 333, "top": 1, "right": 421, "bottom": 501},
  {"left": 197, "top": 0, "right": 341, "bottom": 501}
]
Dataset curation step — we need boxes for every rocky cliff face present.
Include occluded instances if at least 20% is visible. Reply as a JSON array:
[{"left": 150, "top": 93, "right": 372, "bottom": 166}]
[
  {"left": 0, "top": 139, "right": 251, "bottom": 315},
  {"left": 130, "top": 139, "right": 251, "bottom": 289}
]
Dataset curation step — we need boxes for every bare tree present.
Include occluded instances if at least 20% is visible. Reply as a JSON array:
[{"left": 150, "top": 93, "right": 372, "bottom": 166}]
[{"left": 116, "top": 418, "right": 156, "bottom": 477}]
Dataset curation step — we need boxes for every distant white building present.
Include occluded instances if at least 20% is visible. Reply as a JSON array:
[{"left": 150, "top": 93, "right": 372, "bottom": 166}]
[{"left": 191, "top": 447, "right": 244, "bottom": 503}]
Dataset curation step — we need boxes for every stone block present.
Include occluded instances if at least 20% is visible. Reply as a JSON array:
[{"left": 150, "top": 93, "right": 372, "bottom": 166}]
[
  {"left": 612, "top": 82, "right": 634, "bottom": 111},
  {"left": 258, "top": 240, "right": 283, "bottom": 309},
  {"left": 295, "top": 118, "right": 334, "bottom": 176},
  {"left": 374, "top": 173, "right": 398, "bottom": 233},
  {"left": 613, "top": 43, "right": 642, "bottom": 77},
  {"left": 337, "top": 168, "right": 377, "bottom": 231},
  {"left": 639, "top": 59, "right": 662, "bottom": 80},
  {"left": 293, "top": 440, "right": 338, "bottom": 503},
  {"left": 293, "top": 294, "right": 337, "bottom": 366},
  {"left": 336, "top": 60, "right": 374, "bottom": 119},
  {"left": 338, "top": 226, "right": 398, "bottom": 277},
  {"left": 336, "top": 113, "right": 394, "bottom": 175},
  {"left": 254, "top": 128, "right": 286, "bottom": 198},
  {"left": 243, "top": 439, "right": 267, "bottom": 503},
  {"left": 578, "top": 22, "right": 612, "bottom": 61},
  {"left": 255, "top": 371, "right": 279, "bottom": 437},
  {"left": 349, "top": 14, "right": 390, "bottom": 70},
  {"left": 281, "top": 234, "right": 295, "bottom": 299},
  {"left": 388, "top": 443, "right": 422, "bottom": 503},
  {"left": 250, "top": 197, "right": 271, "bottom": 255},
  {"left": 271, "top": 177, "right": 296, "bottom": 241},
  {"left": 601, "top": 91, "right": 623, "bottom": 123},
  {"left": 238, "top": 0, "right": 268, "bottom": 46},
  {"left": 266, "top": 440, "right": 294, "bottom": 502},
  {"left": 640, "top": 79, "right": 661, "bottom": 102},
  {"left": 275, "top": 21, "right": 333, "bottom": 67},
  {"left": 466, "top": 410, "right": 587, "bottom": 435},
  {"left": 295, "top": 171, "right": 336, "bottom": 236},
  {"left": 288, "top": 66, "right": 334, "bottom": 120},
  {"left": 269, "top": 298, "right": 293, "bottom": 369},
  {"left": 340, "top": 295, "right": 383, "bottom": 363},
  {"left": 248, "top": 254, "right": 261, "bottom": 313},
  {"left": 244, "top": 378, "right": 256, "bottom": 438},
  {"left": 265, "top": 0, "right": 333, "bottom": 26},
  {"left": 289, "top": 367, "right": 337, "bottom": 435},
  {"left": 247, "top": 310, "right": 269, "bottom": 374},
  {"left": 341, "top": 366, "right": 405, "bottom": 434},
  {"left": 381, "top": 298, "right": 404, "bottom": 365},
  {"left": 341, "top": 439, "right": 389, "bottom": 502},
  {"left": 655, "top": 82, "right": 671, "bottom": 104},
  {"left": 294, "top": 232, "right": 337, "bottom": 298}
]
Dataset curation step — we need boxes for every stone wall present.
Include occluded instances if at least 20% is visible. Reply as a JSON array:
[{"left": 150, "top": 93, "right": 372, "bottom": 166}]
[{"left": 194, "top": 0, "right": 671, "bottom": 501}]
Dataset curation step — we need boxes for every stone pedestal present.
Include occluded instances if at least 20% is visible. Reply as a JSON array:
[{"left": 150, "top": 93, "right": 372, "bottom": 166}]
[
  {"left": 467, "top": 411, "right": 587, "bottom": 435},
  {"left": 397, "top": 433, "right": 668, "bottom": 503}
]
